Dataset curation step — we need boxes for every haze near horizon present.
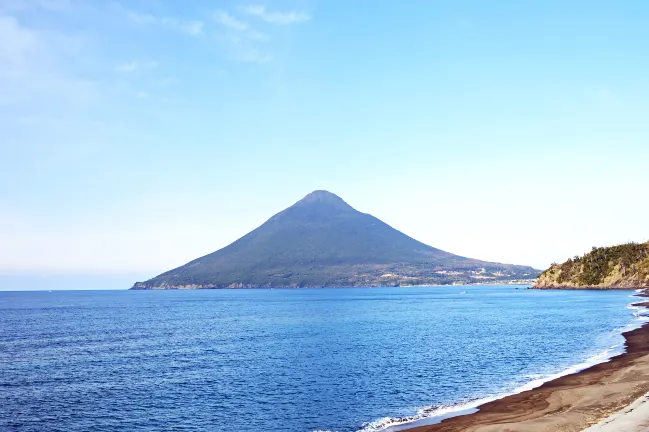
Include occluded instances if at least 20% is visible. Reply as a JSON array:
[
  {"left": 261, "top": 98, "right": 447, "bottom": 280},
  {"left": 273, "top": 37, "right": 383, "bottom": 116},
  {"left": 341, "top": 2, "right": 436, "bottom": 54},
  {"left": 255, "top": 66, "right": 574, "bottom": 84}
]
[{"left": 2, "top": 0, "right": 648, "bottom": 290}]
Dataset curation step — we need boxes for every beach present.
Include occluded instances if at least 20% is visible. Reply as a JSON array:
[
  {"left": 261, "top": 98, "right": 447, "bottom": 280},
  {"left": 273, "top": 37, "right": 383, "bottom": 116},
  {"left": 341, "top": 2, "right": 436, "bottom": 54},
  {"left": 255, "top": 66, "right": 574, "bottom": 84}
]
[
  {"left": 582, "top": 391, "right": 649, "bottom": 431},
  {"left": 403, "top": 294, "right": 649, "bottom": 432}
]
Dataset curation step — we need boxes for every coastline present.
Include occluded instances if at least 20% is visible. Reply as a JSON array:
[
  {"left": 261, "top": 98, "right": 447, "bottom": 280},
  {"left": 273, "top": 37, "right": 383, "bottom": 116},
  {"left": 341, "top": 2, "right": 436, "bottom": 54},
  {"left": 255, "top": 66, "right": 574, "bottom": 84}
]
[
  {"left": 398, "top": 289, "right": 649, "bottom": 432},
  {"left": 130, "top": 281, "right": 539, "bottom": 290}
]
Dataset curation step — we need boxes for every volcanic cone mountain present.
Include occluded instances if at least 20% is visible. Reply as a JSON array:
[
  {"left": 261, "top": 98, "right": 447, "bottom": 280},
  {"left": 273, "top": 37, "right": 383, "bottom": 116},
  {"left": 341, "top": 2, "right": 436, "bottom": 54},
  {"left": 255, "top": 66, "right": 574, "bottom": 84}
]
[{"left": 132, "top": 191, "right": 539, "bottom": 289}]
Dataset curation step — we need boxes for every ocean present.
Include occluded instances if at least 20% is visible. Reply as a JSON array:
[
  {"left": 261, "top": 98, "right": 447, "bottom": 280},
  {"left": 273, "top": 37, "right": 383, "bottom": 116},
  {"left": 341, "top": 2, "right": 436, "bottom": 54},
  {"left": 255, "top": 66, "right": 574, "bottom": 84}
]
[{"left": 0, "top": 286, "right": 643, "bottom": 432}]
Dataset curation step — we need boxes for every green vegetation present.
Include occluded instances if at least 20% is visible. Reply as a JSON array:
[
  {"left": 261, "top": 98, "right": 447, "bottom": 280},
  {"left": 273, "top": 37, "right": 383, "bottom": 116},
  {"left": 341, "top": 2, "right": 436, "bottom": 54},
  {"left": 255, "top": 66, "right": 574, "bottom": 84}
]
[
  {"left": 132, "top": 190, "right": 540, "bottom": 289},
  {"left": 535, "top": 242, "right": 649, "bottom": 289}
]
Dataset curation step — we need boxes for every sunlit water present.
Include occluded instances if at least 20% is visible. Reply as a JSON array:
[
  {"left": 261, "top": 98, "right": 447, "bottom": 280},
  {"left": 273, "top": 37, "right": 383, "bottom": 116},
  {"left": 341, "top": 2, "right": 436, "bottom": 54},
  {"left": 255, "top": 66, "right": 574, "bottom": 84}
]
[{"left": 0, "top": 286, "right": 643, "bottom": 432}]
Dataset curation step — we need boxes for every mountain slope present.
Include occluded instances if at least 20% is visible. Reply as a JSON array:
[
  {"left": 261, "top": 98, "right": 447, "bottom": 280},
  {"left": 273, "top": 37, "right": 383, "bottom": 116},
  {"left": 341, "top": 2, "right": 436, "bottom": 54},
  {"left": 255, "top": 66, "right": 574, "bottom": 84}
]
[
  {"left": 534, "top": 242, "right": 649, "bottom": 289},
  {"left": 132, "top": 191, "right": 539, "bottom": 289}
]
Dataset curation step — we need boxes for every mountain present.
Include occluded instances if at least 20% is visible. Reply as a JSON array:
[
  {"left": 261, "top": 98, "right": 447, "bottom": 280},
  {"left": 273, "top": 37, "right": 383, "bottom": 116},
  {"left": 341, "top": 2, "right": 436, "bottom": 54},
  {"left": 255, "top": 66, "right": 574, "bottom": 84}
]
[
  {"left": 131, "top": 190, "right": 540, "bottom": 289},
  {"left": 535, "top": 242, "right": 649, "bottom": 289}
]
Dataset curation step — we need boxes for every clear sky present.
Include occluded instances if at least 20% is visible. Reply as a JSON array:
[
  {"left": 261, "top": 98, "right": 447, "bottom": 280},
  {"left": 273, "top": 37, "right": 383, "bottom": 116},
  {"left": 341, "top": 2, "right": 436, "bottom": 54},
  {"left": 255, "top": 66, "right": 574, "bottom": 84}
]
[{"left": 1, "top": 0, "right": 648, "bottom": 290}]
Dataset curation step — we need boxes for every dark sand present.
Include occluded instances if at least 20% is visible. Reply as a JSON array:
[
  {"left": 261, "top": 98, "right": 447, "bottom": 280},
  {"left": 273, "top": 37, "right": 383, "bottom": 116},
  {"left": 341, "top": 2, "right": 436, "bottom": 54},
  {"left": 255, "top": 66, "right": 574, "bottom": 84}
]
[{"left": 404, "top": 295, "right": 649, "bottom": 432}]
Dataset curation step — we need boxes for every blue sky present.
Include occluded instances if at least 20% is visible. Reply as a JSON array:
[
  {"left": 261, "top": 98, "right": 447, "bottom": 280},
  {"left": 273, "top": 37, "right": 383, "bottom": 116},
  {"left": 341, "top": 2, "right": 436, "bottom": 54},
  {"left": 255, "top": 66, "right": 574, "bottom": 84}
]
[{"left": 1, "top": 0, "right": 648, "bottom": 290}]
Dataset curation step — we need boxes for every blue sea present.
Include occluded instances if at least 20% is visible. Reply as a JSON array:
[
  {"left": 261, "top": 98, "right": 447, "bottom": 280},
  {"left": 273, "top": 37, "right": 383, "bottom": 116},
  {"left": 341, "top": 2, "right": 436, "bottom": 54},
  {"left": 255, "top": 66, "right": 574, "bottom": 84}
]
[{"left": 0, "top": 286, "right": 644, "bottom": 432}]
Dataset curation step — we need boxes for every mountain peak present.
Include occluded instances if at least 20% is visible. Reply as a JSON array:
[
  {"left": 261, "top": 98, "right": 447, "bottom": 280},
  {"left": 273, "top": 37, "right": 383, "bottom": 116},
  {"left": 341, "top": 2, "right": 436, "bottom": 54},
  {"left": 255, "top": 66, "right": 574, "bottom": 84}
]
[{"left": 295, "top": 190, "right": 352, "bottom": 209}]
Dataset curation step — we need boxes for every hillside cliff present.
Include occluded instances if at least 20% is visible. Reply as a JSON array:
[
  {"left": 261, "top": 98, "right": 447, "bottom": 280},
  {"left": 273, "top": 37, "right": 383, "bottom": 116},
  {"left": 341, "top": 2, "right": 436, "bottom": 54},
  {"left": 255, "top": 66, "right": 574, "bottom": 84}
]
[
  {"left": 132, "top": 190, "right": 540, "bottom": 289},
  {"left": 535, "top": 242, "right": 649, "bottom": 289}
]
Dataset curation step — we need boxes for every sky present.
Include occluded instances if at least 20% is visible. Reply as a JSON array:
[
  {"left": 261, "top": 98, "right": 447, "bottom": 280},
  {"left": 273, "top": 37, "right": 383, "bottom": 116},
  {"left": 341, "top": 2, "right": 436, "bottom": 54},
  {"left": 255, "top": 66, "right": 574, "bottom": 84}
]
[{"left": 1, "top": 0, "right": 648, "bottom": 290}]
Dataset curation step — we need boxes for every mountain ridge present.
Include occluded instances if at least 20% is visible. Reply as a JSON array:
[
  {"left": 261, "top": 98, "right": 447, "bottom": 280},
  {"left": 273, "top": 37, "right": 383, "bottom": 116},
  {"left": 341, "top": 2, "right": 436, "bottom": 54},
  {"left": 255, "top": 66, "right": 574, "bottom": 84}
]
[{"left": 132, "top": 190, "right": 539, "bottom": 289}]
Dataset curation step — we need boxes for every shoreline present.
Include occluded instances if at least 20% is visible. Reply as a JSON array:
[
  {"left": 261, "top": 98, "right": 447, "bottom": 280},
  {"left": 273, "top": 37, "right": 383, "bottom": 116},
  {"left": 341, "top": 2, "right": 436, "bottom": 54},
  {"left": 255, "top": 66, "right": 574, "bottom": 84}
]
[
  {"left": 129, "top": 282, "right": 539, "bottom": 290},
  {"left": 396, "top": 288, "right": 649, "bottom": 432}
]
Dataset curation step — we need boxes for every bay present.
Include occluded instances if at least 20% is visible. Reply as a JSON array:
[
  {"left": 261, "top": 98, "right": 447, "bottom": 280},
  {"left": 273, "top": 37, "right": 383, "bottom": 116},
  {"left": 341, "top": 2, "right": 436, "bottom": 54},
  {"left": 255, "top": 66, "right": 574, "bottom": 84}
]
[{"left": 0, "top": 286, "right": 640, "bottom": 432}]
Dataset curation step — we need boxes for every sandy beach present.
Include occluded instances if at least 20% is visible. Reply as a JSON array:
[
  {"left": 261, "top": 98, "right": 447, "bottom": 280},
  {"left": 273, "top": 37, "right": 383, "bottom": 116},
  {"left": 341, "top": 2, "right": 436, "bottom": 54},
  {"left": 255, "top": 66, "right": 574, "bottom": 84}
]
[
  {"left": 582, "top": 391, "right": 649, "bottom": 431},
  {"left": 403, "top": 295, "right": 649, "bottom": 432}
]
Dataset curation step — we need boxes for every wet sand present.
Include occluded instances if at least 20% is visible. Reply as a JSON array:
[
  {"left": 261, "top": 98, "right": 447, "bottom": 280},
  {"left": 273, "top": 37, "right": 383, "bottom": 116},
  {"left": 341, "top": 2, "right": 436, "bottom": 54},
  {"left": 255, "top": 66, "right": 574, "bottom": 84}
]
[{"left": 404, "top": 296, "right": 649, "bottom": 432}]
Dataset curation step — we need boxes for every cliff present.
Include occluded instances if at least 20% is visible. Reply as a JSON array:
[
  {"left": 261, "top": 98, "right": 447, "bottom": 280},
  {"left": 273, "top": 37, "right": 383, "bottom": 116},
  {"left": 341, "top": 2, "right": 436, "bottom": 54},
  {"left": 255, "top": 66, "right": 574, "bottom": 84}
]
[{"left": 534, "top": 242, "right": 649, "bottom": 289}]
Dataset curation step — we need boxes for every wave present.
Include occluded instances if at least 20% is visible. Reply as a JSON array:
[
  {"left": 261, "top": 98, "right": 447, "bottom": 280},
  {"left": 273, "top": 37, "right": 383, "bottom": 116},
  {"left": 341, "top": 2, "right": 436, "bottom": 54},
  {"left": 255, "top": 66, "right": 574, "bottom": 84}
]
[
  {"left": 356, "top": 294, "right": 648, "bottom": 432},
  {"left": 625, "top": 303, "right": 649, "bottom": 323},
  {"left": 356, "top": 397, "right": 490, "bottom": 432}
]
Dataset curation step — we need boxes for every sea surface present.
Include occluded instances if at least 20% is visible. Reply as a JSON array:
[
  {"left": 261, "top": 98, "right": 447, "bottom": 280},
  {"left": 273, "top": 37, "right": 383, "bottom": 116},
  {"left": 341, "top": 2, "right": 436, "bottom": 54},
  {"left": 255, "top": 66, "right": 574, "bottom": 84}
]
[{"left": 0, "top": 286, "right": 643, "bottom": 432}]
